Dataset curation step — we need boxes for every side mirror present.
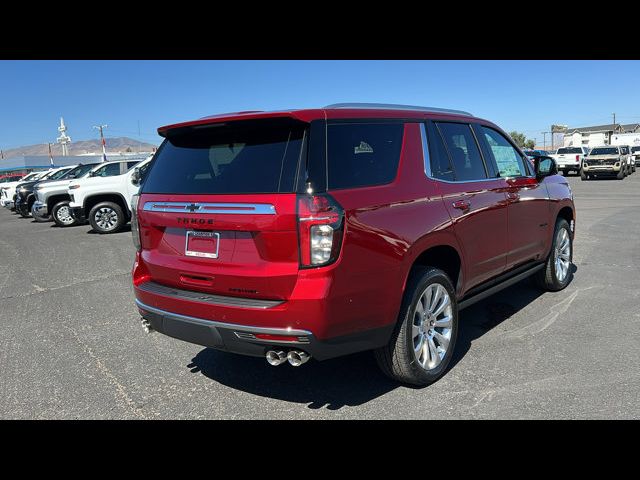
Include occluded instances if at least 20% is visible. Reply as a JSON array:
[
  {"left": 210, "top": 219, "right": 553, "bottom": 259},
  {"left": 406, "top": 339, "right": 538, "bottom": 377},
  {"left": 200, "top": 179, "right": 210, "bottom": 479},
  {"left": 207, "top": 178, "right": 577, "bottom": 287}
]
[
  {"left": 131, "top": 167, "right": 141, "bottom": 186},
  {"left": 534, "top": 156, "right": 557, "bottom": 179}
]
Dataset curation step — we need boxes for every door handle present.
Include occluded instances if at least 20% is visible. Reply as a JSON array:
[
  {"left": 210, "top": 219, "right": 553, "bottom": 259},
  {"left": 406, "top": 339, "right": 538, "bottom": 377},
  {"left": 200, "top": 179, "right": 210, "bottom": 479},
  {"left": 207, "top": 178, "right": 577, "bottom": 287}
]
[{"left": 452, "top": 200, "right": 471, "bottom": 211}]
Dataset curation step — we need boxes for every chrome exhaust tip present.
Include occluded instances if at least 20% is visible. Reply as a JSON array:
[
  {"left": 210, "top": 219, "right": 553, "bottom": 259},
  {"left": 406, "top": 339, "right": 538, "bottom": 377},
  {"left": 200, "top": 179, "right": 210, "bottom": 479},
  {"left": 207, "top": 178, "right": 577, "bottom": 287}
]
[
  {"left": 266, "top": 350, "right": 287, "bottom": 366},
  {"left": 141, "top": 318, "right": 153, "bottom": 334},
  {"left": 287, "top": 350, "right": 310, "bottom": 367}
]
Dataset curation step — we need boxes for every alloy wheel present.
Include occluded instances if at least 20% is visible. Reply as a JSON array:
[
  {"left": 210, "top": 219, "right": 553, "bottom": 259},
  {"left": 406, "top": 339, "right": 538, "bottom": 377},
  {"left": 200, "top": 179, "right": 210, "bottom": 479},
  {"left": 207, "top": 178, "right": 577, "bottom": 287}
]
[
  {"left": 412, "top": 283, "right": 453, "bottom": 370},
  {"left": 56, "top": 205, "right": 75, "bottom": 225},
  {"left": 95, "top": 207, "right": 118, "bottom": 231},
  {"left": 555, "top": 228, "right": 571, "bottom": 282}
]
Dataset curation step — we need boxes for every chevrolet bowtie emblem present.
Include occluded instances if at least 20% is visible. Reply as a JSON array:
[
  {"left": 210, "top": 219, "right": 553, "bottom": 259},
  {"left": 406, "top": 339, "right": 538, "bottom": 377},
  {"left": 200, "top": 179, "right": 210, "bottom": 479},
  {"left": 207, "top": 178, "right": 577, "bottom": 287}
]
[{"left": 186, "top": 204, "right": 201, "bottom": 212}]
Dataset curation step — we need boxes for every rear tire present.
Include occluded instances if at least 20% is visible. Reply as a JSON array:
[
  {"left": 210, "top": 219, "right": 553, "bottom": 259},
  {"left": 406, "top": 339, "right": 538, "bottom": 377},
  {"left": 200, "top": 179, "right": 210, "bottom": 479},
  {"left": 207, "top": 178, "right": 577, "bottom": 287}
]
[
  {"left": 52, "top": 201, "right": 77, "bottom": 227},
  {"left": 535, "top": 218, "right": 573, "bottom": 292},
  {"left": 375, "top": 267, "right": 458, "bottom": 386},
  {"left": 580, "top": 169, "right": 588, "bottom": 181},
  {"left": 89, "top": 201, "right": 125, "bottom": 234}
]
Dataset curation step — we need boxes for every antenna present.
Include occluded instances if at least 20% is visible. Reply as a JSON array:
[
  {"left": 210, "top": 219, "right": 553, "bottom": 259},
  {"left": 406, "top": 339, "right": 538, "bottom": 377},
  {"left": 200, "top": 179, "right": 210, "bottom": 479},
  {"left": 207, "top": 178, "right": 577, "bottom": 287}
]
[{"left": 56, "top": 117, "right": 72, "bottom": 156}]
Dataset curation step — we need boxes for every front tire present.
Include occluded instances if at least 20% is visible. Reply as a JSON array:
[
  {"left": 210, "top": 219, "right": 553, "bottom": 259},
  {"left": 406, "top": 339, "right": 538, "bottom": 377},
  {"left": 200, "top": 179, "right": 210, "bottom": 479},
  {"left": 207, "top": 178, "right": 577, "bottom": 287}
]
[
  {"left": 535, "top": 218, "right": 573, "bottom": 291},
  {"left": 52, "top": 201, "right": 77, "bottom": 227},
  {"left": 580, "top": 169, "right": 588, "bottom": 181},
  {"left": 89, "top": 202, "right": 125, "bottom": 234},
  {"left": 375, "top": 267, "right": 458, "bottom": 386},
  {"left": 617, "top": 168, "right": 625, "bottom": 180}
]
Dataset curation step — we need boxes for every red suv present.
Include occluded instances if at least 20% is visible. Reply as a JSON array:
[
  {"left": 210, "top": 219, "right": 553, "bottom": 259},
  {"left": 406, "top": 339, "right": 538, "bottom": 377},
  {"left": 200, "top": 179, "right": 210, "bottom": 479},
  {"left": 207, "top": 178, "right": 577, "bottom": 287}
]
[{"left": 131, "top": 103, "right": 575, "bottom": 386}]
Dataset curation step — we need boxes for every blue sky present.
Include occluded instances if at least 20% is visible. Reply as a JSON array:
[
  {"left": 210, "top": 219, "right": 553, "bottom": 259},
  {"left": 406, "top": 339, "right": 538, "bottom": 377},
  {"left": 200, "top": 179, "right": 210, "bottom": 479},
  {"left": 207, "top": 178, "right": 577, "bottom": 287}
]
[{"left": 1, "top": 60, "right": 639, "bottom": 150}]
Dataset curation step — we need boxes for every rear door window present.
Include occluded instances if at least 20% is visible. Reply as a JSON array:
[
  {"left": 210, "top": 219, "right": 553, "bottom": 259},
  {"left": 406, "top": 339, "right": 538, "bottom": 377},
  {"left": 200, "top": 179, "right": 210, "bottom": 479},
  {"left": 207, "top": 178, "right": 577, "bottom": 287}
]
[
  {"left": 93, "top": 163, "right": 122, "bottom": 177},
  {"left": 326, "top": 123, "right": 403, "bottom": 189},
  {"left": 435, "top": 122, "right": 487, "bottom": 181},
  {"left": 142, "top": 120, "right": 306, "bottom": 194}
]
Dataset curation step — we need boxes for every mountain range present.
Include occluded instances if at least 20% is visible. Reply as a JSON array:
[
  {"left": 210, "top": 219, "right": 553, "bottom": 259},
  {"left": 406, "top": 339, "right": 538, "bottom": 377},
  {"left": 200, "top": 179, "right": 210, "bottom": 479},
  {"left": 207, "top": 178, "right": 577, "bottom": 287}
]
[{"left": 1, "top": 137, "right": 158, "bottom": 158}]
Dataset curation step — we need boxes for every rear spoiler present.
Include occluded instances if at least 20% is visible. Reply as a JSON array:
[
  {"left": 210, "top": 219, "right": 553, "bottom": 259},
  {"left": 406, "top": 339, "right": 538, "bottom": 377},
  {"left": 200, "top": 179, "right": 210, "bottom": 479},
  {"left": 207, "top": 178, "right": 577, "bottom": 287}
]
[{"left": 158, "top": 110, "right": 323, "bottom": 137}]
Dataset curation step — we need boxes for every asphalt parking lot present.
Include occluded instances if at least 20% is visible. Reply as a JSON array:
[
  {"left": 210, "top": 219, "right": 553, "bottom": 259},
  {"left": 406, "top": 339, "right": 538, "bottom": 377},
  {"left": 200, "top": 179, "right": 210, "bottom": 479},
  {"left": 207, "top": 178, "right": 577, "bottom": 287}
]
[{"left": 1, "top": 173, "right": 639, "bottom": 419}]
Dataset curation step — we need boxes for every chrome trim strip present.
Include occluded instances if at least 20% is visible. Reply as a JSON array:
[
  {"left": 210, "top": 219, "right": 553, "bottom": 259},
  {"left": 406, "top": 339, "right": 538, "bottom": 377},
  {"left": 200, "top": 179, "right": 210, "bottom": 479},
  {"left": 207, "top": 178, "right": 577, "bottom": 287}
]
[
  {"left": 233, "top": 331, "right": 311, "bottom": 344},
  {"left": 420, "top": 123, "right": 432, "bottom": 178},
  {"left": 142, "top": 202, "right": 276, "bottom": 215},
  {"left": 420, "top": 122, "right": 536, "bottom": 185},
  {"left": 135, "top": 299, "right": 313, "bottom": 336}
]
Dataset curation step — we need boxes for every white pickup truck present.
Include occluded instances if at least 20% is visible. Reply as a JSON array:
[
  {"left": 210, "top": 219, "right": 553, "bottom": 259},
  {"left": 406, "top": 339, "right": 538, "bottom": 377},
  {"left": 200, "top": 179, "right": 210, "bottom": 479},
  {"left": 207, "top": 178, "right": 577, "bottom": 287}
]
[
  {"left": 552, "top": 146, "right": 589, "bottom": 176},
  {"left": 67, "top": 156, "right": 153, "bottom": 233}
]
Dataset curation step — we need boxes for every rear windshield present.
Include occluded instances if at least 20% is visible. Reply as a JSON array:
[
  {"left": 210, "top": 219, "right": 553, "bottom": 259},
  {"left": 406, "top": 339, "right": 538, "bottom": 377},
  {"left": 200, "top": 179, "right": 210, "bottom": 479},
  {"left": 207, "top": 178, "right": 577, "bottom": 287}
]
[
  {"left": 142, "top": 120, "right": 305, "bottom": 194},
  {"left": 556, "top": 148, "right": 583, "bottom": 154},
  {"left": 590, "top": 147, "right": 619, "bottom": 155},
  {"left": 632, "top": 146, "right": 640, "bottom": 152}
]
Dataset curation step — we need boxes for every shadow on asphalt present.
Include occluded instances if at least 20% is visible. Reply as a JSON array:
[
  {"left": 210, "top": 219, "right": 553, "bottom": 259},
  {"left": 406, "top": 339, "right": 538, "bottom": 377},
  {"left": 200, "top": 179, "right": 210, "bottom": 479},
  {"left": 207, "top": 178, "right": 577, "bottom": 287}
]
[
  {"left": 188, "top": 264, "right": 577, "bottom": 410},
  {"left": 87, "top": 224, "right": 132, "bottom": 234}
]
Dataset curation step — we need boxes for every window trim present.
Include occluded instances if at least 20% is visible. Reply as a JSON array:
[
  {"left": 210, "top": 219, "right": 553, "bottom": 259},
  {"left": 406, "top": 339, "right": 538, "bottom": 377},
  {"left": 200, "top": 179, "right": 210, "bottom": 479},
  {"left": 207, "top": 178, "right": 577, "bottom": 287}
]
[{"left": 422, "top": 120, "right": 494, "bottom": 184}]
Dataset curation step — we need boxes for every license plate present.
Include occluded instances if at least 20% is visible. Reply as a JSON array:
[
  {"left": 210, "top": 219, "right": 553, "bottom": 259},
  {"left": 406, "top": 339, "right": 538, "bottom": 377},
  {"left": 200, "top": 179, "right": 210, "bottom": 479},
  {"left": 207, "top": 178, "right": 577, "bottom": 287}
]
[{"left": 185, "top": 231, "right": 220, "bottom": 259}]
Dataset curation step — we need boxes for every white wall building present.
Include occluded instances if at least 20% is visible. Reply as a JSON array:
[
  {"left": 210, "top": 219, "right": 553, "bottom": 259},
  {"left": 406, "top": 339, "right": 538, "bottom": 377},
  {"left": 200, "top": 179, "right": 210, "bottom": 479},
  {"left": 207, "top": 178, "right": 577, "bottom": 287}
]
[{"left": 563, "top": 123, "right": 640, "bottom": 148}]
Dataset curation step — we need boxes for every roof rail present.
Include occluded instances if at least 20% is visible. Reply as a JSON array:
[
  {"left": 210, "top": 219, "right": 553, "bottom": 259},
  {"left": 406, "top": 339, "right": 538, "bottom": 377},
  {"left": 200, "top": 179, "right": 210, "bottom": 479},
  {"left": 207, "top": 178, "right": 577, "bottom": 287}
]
[{"left": 324, "top": 103, "right": 473, "bottom": 116}]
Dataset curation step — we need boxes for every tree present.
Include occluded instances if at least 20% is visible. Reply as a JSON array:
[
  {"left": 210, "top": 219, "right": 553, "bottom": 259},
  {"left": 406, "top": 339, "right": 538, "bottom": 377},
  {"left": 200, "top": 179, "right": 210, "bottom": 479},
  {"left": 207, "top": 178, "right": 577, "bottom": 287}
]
[
  {"left": 125, "top": 146, "right": 133, "bottom": 152},
  {"left": 509, "top": 131, "right": 528, "bottom": 148},
  {"left": 524, "top": 139, "right": 535, "bottom": 149}
]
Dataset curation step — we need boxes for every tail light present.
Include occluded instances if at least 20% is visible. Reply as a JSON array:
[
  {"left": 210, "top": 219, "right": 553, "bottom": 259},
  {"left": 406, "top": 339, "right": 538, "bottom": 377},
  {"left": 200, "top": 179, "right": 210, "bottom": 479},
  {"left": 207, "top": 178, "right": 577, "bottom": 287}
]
[
  {"left": 576, "top": 155, "right": 580, "bottom": 162},
  {"left": 297, "top": 193, "right": 344, "bottom": 267},
  {"left": 131, "top": 194, "right": 141, "bottom": 251}
]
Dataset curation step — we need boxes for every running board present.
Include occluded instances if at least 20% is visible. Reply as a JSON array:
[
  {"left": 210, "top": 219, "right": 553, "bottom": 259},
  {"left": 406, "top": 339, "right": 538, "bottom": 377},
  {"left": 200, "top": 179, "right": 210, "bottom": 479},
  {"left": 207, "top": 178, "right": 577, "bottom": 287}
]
[{"left": 458, "top": 263, "right": 545, "bottom": 310}]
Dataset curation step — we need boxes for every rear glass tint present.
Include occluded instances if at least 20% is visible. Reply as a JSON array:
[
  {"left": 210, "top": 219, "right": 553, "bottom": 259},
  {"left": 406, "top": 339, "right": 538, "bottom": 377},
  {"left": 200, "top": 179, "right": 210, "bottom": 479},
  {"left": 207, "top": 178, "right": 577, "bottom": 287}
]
[
  {"left": 557, "top": 148, "right": 583, "bottom": 154},
  {"left": 142, "top": 121, "right": 305, "bottom": 194},
  {"left": 327, "top": 123, "right": 403, "bottom": 189},
  {"left": 436, "top": 122, "right": 487, "bottom": 181}
]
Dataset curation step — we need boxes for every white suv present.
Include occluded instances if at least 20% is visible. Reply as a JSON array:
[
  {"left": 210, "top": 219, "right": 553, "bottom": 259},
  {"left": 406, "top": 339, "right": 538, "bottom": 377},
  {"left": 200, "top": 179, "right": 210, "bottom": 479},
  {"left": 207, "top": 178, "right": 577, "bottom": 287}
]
[{"left": 67, "top": 157, "right": 153, "bottom": 233}]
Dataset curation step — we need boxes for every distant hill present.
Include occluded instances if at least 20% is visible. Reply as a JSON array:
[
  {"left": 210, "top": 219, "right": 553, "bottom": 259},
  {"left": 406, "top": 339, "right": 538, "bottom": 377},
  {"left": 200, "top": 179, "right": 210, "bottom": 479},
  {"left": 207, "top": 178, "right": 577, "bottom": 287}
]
[{"left": 2, "top": 137, "right": 158, "bottom": 157}]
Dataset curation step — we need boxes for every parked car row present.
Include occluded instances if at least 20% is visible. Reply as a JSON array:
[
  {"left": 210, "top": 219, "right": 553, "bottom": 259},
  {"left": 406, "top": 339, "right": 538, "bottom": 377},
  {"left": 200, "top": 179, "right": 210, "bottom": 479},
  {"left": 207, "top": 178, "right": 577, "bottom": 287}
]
[
  {"left": 547, "top": 145, "right": 636, "bottom": 180},
  {"left": 1, "top": 156, "right": 152, "bottom": 233}
]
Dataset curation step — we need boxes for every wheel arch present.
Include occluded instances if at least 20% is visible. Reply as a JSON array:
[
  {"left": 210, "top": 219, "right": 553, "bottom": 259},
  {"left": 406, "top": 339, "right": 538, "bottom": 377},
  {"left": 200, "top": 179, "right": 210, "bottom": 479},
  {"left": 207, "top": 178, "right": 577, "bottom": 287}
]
[
  {"left": 47, "top": 194, "right": 71, "bottom": 211},
  {"left": 401, "top": 233, "right": 465, "bottom": 301},
  {"left": 84, "top": 193, "right": 130, "bottom": 219}
]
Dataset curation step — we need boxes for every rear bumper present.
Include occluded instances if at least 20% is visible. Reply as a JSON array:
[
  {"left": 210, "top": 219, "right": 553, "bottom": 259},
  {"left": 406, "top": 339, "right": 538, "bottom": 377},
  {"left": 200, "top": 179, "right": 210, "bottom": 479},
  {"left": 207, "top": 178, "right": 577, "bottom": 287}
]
[
  {"left": 557, "top": 162, "right": 581, "bottom": 170},
  {"left": 135, "top": 298, "right": 393, "bottom": 361}
]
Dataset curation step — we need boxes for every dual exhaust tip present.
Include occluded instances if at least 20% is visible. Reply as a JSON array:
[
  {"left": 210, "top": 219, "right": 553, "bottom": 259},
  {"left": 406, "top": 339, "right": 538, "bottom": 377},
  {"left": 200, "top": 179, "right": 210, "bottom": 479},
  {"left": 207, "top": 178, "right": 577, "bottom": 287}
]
[
  {"left": 141, "top": 318, "right": 309, "bottom": 366},
  {"left": 266, "top": 350, "right": 310, "bottom": 367}
]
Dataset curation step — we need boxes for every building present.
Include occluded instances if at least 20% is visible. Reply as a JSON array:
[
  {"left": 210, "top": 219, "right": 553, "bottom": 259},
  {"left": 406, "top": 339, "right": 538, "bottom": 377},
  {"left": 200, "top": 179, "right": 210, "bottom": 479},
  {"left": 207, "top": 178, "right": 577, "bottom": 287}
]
[
  {"left": 563, "top": 124, "right": 640, "bottom": 148},
  {"left": 0, "top": 153, "right": 151, "bottom": 174}
]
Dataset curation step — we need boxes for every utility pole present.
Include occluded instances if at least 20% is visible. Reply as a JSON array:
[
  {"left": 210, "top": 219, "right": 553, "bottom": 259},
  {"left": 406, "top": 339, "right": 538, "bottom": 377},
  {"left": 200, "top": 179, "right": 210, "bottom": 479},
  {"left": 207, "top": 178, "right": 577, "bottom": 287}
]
[
  {"left": 612, "top": 113, "right": 616, "bottom": 144},
  {"left": 93, "top": 124, "right": 108, "bottom": 162},
  {"left": 542, "top": 132, "right": 548, "bottom": 150}
]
